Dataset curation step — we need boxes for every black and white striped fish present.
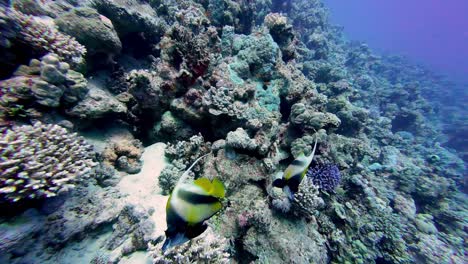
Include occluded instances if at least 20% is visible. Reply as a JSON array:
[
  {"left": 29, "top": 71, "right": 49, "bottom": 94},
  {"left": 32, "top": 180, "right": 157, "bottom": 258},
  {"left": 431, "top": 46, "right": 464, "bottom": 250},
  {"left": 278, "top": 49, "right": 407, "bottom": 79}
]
[
  {"left": 162, "top": 154, "right": 225, "bottom": 252},
  {"left": 273, "top": 135, "right": 318, "bottom": 199}
]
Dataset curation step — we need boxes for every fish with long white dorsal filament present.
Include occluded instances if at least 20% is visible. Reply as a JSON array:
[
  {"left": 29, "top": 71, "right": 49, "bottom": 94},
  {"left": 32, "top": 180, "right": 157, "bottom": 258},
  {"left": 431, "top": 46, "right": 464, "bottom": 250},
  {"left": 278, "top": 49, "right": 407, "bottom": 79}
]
[{"left": 162, "top": 153, "right": 226, "bottom": 252}]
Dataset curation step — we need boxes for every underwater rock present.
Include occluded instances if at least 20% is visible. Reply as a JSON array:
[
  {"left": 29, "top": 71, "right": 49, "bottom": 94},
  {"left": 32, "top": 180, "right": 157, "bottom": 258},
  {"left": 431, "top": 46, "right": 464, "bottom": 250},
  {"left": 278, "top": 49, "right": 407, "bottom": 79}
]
[
  {"left": 150, "top": 111, "right": 195, "bottom": 142},
  {"left": 290, "top": 102, "right": 341, "bottom": 131},
  {"left": 414, "top": 214, "right": 438, "bottom": 234},
  {"left": 226, "top": 128, "right": 257, "bottom": 152},
  {"left": 93, "top": 163, "right": 120, "bottom": 187},
  {"left": 392, "top": 193, "right": 417, "bottom": 219},
  {"left": 92, "top": 0, "right": 167, "bottom": 46},
  {"left": 264, "top": 13, "right": 297, "bottom": 61},
  {"left": 164, "top": 134, "right": 211, "bottom": 163},
  {"left": 66, "top": 82, "right": 127, "bottom": 119},
  {"left": 158, "top": 135, "right": 211, "bottom": 194},
  {"left": 0, "top": 209, "right": 45, "bottom": 254},
  {"left": 412, "top": 234, "right": 463, "bottom": 264},
  {"left": 0, "top": 53, "right": 88, "bottom": 112},
  {"left": 0, "top": 1, "right": 466, "bottom": 263},
  {"left": 158, "top": 160, "right": 186, "bottom": 195},
  {"left": 232, "top": 31, "right": 280, "bottom": 80},
  {"left": 242, "top": 214, "right": 328, "bottom": 264},
  {"left": 160, "top": 24, "right": 217, "bottom": 84},
  {"left": 43, "top": 185, "right": 126, "bottom": 248},
  {"left": 126, "top": 68, "right": 174, "bottom": 121},
  {"left": 0, "top": 7, "right": 86, "bottom": 66},
  {"left": 105, "top": 204, "right": 156, "bottom": 255},
  {"left": 0, "top": 122, "right": 96, "bottom": 202},
  {"left": 203, "top": 149, "right": 267, "bottom": 190},
  {"left": 55, "top": 7, "right": 122, "bottom": 60}
]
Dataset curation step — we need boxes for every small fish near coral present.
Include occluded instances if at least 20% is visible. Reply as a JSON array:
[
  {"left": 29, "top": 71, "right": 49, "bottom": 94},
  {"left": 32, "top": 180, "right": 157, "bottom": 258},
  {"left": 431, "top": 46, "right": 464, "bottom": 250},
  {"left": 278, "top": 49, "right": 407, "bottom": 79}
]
[
  {"left": 162, "top": 153, "right": 226, "bottom": 252},
  {"left": 273, "top": 134, "right": 318, "bottom": 199}
]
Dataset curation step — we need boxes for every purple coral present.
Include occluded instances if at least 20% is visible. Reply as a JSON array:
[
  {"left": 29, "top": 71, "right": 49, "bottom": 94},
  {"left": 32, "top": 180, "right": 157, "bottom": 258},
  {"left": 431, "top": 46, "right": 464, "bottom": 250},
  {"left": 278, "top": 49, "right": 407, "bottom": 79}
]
[{"left": 306, "top": 163, "right": 341, "bottom": 192}]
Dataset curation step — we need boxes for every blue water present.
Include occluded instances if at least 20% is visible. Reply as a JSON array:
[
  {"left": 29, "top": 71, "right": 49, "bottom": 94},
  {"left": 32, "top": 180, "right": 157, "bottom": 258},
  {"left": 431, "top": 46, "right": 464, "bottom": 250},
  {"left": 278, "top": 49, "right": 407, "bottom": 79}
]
[{"left": 325, "top": 0, "right": 468, "bottom": 87}]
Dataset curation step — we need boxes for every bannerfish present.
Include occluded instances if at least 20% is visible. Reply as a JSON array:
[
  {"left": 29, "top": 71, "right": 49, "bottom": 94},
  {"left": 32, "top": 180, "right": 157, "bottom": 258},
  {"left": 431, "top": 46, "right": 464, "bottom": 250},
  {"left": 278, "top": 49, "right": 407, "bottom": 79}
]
[
  {"left": 273, "top": 134, "right": 318, "bottom": 200},
  {"left": 162, "top": 153, "right": 225, "bottom": 252}
]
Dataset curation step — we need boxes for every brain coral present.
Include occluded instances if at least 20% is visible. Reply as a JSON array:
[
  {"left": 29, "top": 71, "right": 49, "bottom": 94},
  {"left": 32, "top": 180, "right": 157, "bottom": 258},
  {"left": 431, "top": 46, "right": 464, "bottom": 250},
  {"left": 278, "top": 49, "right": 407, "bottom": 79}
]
[{"left": 0, "top": 122, "right": 96, "bottom": 202}]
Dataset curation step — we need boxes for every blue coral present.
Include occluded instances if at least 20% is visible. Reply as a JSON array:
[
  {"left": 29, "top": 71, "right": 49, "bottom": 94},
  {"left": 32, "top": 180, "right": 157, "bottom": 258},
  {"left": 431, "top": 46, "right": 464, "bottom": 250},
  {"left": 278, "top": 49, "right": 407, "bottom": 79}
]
[{"left": 306, "top": 163, "right": 341, "bottom": 192}]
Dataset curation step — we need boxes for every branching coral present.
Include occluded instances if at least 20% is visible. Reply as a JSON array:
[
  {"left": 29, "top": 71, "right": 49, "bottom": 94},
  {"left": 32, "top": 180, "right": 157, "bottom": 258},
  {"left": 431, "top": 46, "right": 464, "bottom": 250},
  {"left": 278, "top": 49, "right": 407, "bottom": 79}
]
[
  {"left": 1, "top": 7, "right": 86, "bottom": 66},
  {"left": 159, "top": 135, "right": 210, "bottom": 193},
  {"left": 292, "top": 179, "right": 325, "bottom": 219},
  {"left": 150, "top": 228, "right": 230, "bottom": 264},
  {"left": 306, "top": 163, "right": 341, "bottom": 192},
  {"left": 0, "top": 122, "right": 96, "bottom": 202}
]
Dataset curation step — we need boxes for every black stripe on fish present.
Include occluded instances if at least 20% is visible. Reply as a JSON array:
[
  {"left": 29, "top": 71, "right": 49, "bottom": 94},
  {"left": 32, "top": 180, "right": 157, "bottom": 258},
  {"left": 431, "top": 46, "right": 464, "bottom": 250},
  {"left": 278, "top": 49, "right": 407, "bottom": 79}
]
[
  {"left": 178, "top": 189, "right": 219, "bottom": 204},
  {"left": 166, "top": 204, "right": 188, "bottom": 230},
  {"left": 288, "top": 173, "right": 302, "bottom": 193},
  {"left": 291, "top": 159, "right": 305, "bottom": 166},
  {"left": 273, "top": 178, "right": 286, "bottom": 188}
]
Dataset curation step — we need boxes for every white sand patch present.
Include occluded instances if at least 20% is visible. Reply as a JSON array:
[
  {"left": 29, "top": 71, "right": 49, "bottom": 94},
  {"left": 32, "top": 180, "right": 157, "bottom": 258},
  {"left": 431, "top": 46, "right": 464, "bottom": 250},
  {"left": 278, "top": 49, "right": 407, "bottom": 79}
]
[
  {"left": 117, "top": 142, "right": 169, "bottom": 242},
  {"left": 119, "top": 251, "right": 153, "bottom": 264}
]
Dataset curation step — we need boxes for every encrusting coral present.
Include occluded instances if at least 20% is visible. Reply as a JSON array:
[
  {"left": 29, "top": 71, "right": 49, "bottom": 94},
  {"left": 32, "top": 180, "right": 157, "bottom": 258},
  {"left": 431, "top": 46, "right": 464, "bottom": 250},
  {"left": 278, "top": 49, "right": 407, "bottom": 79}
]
[
  {"left": 0, "top": 122, "right": 96, "bottom": 202},
  {"left": 101, "top": 134, "right": 144, "bottom": 174}
]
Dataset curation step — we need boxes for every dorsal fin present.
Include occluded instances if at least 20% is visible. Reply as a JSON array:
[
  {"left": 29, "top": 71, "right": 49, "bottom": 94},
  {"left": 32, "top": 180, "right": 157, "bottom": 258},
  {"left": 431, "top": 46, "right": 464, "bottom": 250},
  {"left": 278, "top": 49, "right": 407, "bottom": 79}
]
[
  {"left": 177, "top": 152, "right": 211, "bottom": 186},
  {"left": 305, "top": 130, "right": 319, "bottom": 163}
]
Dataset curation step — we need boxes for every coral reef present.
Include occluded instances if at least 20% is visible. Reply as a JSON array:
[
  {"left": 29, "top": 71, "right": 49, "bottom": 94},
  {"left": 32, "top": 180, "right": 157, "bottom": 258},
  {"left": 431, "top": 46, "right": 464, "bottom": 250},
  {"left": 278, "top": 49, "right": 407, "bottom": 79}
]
[
  {"left": 0, "top": 122, "right": 96, "bottom": 202},
  {"left": 101, "top": 132, "right": 144, "bottom": 174},
  {"left": 0, "top": 7, "right": 86, "bottom": 67},
  {"left": 0, "top": 53, "right": 88, "bottom": 121},
  {"left": 55, "top": 7, "right": 122, "bottom": 63},
  {"left": 158, "top": 134, "right": 210, "bottom": 194},
  {"left": 0, "top": 0, "right": 466, "bottom": 263},
  {"left": 65, "top": 79, "right": 127, "bottom": 119},
  {"left": 150, "top": 227, "right": 230, "bottom": 264},
  {"left": 306, "top": 163, "right": 341, "bottom": 192}
]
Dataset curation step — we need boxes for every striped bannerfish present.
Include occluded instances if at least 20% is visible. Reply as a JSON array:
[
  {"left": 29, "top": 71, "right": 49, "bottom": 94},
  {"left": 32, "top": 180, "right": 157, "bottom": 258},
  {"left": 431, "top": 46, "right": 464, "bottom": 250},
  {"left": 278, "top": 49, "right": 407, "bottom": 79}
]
[
  {"left": 273, "top": 135, "right": 318, "bottom": 200},
  {"left": 162, "top": 153, "right": 225, "bottom": 252}
]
